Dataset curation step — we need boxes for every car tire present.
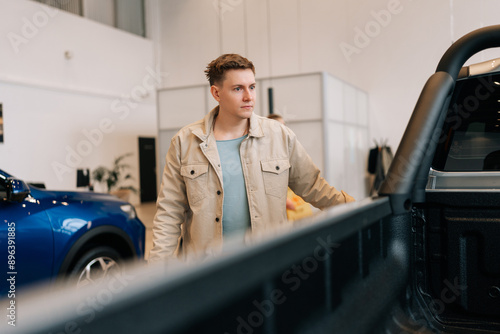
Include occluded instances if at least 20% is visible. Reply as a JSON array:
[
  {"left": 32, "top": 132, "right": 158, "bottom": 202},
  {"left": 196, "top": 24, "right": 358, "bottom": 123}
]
[{"left": 70, "top": 246, "right": 122, "bottom": 288}]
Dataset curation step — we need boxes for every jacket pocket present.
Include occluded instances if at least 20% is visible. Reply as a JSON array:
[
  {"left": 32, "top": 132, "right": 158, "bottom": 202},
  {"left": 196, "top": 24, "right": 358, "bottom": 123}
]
[
  {"left": 261, "top": 159, "right": 290, "bottom": 198},
  {"left": 181, "top": 164, "right": 209, "bottom": 204}
]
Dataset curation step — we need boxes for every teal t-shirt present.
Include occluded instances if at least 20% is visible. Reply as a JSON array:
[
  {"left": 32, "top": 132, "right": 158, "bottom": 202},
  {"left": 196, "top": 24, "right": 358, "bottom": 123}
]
[{"left": 216, "top": 135, "right": 251, "bottom": 241}]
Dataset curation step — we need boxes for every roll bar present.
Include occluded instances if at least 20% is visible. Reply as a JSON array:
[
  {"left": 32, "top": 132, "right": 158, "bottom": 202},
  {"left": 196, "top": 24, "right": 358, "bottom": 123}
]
[{"left": 437, "top": 25, "right": 500, "bottom": 79}]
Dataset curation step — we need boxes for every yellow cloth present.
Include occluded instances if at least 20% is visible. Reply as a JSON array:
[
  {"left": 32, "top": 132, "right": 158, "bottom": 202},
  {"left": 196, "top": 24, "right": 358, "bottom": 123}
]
[{"left": 286, "top": 188, "right": 313, "bottom": 222}]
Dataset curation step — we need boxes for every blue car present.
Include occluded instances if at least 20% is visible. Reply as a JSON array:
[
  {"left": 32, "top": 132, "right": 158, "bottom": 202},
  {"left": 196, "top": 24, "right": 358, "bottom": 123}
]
[{"left": 0, "top": 169, "right": 145, "bottom": 295}]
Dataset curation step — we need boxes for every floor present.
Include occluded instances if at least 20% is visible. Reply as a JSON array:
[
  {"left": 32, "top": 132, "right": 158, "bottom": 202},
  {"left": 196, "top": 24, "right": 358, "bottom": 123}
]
[{"left": 134, "top": 202, "right": 156, "bottom": 260}]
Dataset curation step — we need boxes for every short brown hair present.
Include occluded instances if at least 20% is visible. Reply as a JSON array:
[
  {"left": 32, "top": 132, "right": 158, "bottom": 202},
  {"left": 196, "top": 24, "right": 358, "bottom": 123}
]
[
  {"left": 267, "top": 114, "right": 284, "bottom": 122},
  {"left": 205, "top": 54, "right": 255, "bottom": 86}
]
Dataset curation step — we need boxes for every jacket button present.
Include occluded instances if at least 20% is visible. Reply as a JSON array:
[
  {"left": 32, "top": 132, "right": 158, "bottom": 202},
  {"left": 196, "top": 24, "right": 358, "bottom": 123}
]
[
  {"left": 217, "top": 190, "right": 221, "bottom": 195},
  {"left": 215, "top": 217, "right": 220, "bottom": 222},
  {"left": 275, "top": 166, "right": 280, "bottom": 170},
  {"left": 190, "top": 170, "right": 195, "bottom": 175}
]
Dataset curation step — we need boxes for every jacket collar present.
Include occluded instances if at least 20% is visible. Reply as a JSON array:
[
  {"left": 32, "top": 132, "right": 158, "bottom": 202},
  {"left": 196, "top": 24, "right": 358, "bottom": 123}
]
[
  {"left": 248, "top": 109, "right": 264, "bottom": 138},
  {"left": 192, "top": 106, "right": 264, "bottom": 141}
]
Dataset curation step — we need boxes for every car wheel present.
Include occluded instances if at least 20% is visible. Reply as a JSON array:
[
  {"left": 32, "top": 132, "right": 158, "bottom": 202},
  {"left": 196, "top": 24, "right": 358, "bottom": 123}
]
[{"left": 70, "top": 246, "right": 122, "bottom": 288}]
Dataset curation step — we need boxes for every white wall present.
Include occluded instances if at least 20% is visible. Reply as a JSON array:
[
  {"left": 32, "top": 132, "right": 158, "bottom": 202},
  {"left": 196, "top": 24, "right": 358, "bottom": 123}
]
[
  {"left": 156, "top": 0, "right": 500, "bottom": 158},
  {"left": 0, "top": 0, "right": 158, "bottom": 204}
]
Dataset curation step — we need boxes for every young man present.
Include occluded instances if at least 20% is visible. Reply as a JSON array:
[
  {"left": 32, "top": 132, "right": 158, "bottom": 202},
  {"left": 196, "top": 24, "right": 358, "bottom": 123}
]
[{"left": 149, "top": 54, "right": 354, "bottom": 263}]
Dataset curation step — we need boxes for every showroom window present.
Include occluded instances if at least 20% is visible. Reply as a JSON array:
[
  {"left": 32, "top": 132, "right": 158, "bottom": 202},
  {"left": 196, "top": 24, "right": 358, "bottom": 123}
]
[
  {"left": 32, "top": 0, "right": 146, "bottom": 37},
  {"left": 33, "top": 0, "right": 83, "bottom": 16}
]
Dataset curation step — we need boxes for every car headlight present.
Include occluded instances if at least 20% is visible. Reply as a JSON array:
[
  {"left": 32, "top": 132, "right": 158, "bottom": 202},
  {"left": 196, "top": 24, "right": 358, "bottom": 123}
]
[{"left": 120, "top": 204, "right": 137, "bottom": 220}]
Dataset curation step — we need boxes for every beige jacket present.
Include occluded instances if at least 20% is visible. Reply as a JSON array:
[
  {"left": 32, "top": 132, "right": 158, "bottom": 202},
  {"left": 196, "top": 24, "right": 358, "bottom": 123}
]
[{"left": 149, "top": 107, "right": 354, "bottom": 263}]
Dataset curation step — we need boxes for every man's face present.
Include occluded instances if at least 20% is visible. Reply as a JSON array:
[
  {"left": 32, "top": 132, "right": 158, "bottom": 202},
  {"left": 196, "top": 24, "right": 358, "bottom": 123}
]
[{"left": 211, "top": 68, "right": 256, "bottom": 120}]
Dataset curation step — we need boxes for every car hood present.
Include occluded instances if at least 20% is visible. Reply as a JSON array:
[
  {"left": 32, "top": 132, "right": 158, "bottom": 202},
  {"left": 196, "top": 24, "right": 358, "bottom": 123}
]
[{"left": 31, "top": 186, "right": 126, "bottom": 204}]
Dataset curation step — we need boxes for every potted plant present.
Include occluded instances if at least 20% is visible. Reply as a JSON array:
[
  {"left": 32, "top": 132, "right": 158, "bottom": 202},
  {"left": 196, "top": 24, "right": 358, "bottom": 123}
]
[{"left": 91, "top": 153, "right": 138, "bottom": 201}]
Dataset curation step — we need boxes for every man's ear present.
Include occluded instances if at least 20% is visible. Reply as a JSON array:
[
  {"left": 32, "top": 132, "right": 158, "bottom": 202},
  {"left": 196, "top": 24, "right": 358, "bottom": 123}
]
[{"left": 210, "top": 85, "right": 221, "bottom": 102}]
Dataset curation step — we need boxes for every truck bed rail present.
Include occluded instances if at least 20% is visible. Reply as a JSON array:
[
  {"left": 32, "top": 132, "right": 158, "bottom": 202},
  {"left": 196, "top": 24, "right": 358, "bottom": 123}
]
[{"left": 14, "top": 197, "right": 410, "bottom": 334}]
